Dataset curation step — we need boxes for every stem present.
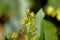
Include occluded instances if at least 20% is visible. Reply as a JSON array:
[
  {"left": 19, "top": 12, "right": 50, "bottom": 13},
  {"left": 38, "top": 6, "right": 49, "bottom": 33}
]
[{"left": 0, "top": 23, "right": 4, "bottom": 40}]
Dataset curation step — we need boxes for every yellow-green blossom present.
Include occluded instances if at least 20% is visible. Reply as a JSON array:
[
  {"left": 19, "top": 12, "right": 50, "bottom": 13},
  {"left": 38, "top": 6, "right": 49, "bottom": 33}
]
[
  {"left": 31, "top": 22, "right": 36, "bottom": 27},
  {"left": 32, "top": 35, "right": 39, "bottom": 40},
  {"left": 26, "top": 9, "right": 30, "bottom": 13},
  {"left": 56, "top": 7, "right": 60, "bottom": 21},
  {"left": 32, "top": 32, "right": 35, "bottom": 35},
  {"left": 56, "top": 7, "right": 60, "bottom": 15},
  {"left": 56, "top": 14, "right": 60, "bottom": 21},
  {"left": 26, "top": 9, "right": 30, "bottom": 17},
  {"left": 51, "top": 11, "right": 56, "bottom": 17},
  {"left": 47, "top": 6, "right": 54, "bottom": 15},
  {"left": 30, "top": 12, "right": 35, "bottom": 18},
  {"left": 7, "top": 32, "right": 11, "bottom": 39},
  {"left": 21, "top": 17, "right": 28, "bottom": 24},
  {"left": 17, "top": 27, "right": 24, "bottom": 33},
  {"left": 26, "top": 22, "right": 32, "bottom": 28},
  {"left": 26, "top": 28, "right": 30, "bottom": 34},
  {"left": 11, "top": 32, "right": 18, "bottom": 39}
]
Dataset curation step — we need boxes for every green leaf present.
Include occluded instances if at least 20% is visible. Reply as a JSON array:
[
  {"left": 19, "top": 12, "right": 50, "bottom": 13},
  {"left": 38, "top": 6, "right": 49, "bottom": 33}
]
[
  {"left": 43, "top": 20, "right": 57, "bottom": 40},
  {"left": 35, "top": 8, "right": 45, "bottom": 39}
]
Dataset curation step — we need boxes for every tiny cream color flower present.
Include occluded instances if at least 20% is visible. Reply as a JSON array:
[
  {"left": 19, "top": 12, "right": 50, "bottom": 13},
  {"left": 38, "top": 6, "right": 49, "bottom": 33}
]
[
  {"left": 47, "top": 6, "right": 54, "bottom": 15},
  {"left": 11, "top": 32, "right": 18, "bottom": 39}
]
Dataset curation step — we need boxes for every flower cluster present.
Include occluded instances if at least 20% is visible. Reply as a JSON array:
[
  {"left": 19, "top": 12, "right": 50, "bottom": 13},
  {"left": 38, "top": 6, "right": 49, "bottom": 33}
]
[
  {"left": 46, "top": 6, "right": 60, "bottom": 21},
  {"left": 6, "top": 9, "right": 38, "bottom": 40},
  {"left": 7, "top": 32, "right": 18, "bottom": 40},
  {"left": 21, "top": 9, "right": 38, "bottom": 40}
]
